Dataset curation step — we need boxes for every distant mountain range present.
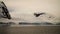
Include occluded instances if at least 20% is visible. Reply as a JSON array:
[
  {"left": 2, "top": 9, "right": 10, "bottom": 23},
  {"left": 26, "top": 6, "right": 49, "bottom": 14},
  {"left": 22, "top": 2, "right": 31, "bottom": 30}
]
[{"left": 0, "top": 22, "right": 60, "bottom": 25}]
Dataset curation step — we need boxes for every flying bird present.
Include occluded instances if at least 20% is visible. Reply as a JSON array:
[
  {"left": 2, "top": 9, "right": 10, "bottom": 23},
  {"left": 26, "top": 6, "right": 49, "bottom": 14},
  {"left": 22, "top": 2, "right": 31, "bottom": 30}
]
[{"left": 34, "top": 12, "right": 45, "bottom": 17}]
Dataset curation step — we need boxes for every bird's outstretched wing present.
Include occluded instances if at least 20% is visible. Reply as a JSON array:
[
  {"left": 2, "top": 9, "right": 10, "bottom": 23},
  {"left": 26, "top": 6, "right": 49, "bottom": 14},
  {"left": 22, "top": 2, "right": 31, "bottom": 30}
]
[{"left": 34, "top": 12, "right": 45, "bottom": 17}]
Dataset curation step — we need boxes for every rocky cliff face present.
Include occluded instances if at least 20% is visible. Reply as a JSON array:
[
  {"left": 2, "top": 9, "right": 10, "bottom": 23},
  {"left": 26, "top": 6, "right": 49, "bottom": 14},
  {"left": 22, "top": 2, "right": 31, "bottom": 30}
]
[{"left": 0, "top": 1, "right": 11, "bottom": 19}]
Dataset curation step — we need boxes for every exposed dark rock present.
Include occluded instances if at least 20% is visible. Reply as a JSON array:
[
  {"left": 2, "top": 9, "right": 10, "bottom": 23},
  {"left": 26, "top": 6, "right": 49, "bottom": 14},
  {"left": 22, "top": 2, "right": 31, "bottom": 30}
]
[
  {"left": 19, "top": 22, "right": 54, "bottom": 25},
  {"left": 0, "top": 1, "right": 11, "bottom": 19},
  {"left": 0, "top": 22, "right": 7, "bottom": 24},
  {"left": 40, "top": 22, "right": 54, "bottom": 25},
  {"left": 19, "top": 22, "right": 30, "bottom": 25},
  {"left": 7, "top": 22, "right": 15, "bottom": 24},
  {"left": 56, "top": 23, "right": 60, "bottom": 25}
]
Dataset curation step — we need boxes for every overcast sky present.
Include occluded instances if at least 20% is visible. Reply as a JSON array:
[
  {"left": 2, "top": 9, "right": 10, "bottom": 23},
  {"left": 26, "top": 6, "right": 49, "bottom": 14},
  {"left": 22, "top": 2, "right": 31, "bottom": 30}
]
[{"left": 0, "top": 0, "right": 60, "bottom": 24}]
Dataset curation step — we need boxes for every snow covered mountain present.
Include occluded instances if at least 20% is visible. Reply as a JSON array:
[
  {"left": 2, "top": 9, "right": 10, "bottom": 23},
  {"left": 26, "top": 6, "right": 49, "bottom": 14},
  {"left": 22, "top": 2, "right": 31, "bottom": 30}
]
[{"left": 0, "top": 0, "right": 60, "bottom": 24}]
